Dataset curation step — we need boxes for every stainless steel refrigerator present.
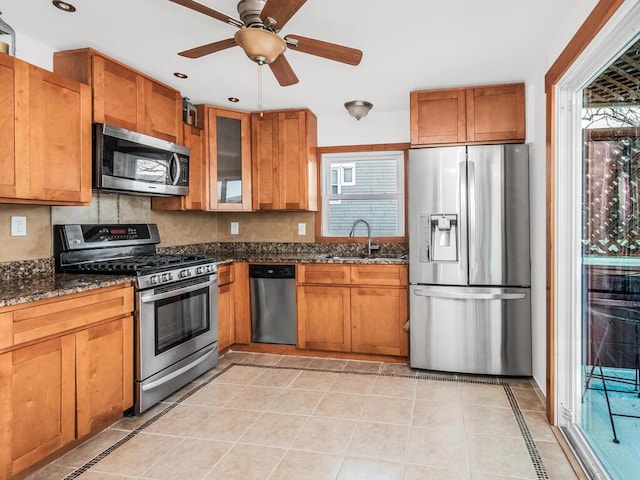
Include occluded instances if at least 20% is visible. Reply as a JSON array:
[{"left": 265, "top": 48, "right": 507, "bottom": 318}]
[{"left": 408, "top": 144, "right": 531, "bottom": 376}]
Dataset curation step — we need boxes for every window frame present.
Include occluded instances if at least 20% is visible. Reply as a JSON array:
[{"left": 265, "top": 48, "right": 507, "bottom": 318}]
[{"left": 315, "top": 143, "right": 409, "bottom": 243}]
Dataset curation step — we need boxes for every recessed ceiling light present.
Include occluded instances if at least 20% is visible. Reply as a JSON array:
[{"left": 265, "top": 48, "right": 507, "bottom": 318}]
[
  {"left": 173, "top": 72, "right": 188, "bottom": 79},
  {"left": 52, "top": 1, "right": 76, "bottom": 12},
  {"left": 228, "top": 97, "right": 240, "bottom": 103}
]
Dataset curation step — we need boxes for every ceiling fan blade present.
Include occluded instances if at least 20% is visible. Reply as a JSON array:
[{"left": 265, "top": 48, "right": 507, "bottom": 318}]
[
  {"left": 178, "top": 38, "right": 237, "bottom": 58},
  {"left": 269, "top": 55, "right": 299, "bottom": 86},
  {"left": 169, "top": 0, "right": 243, "bottom": 27},
  {"left": 284, "top": 34, "right": 363, "bottom": 66},
  {"left": 260, "top": 0, "right": 307, "bottom": 30}
]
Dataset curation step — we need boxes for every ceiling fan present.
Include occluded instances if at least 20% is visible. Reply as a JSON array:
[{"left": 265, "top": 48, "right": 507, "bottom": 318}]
[{"left": 170, "top": 0, "right": 363, "bottom": 86}]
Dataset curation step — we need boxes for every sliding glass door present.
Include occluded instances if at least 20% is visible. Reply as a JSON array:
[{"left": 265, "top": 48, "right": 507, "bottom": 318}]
[
  {"left": 556, "top": 6, "right": 640, "bottom": 477},
  {"left": 580, "top": 44, "right": 640, "bottom": 474}
]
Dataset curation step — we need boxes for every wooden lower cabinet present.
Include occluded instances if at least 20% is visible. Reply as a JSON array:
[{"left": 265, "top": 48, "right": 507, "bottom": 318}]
[
  {"left": 217, "top": 264, "right": 234, "bottom": 351},
  {"left": 76, "top": 316, "right": 133, "bottom": 438},
  {"left": 217, "top": 263, "right": 251, "bottom": 351},
  {"left": 296, "top": 264, "right": 408, "bottom": 355},
  {"left": 0, "top": 285, "right": 134, "bottom": 479},
  {"left": 297, "top": 285, "right": 351, "bottom": 352},
  {"left": 0, "top": 335, "right": 76, "bottom": 478},
  {"left": 351, "top": 287, "right": 408, "bottom": 356},
  {"left": 233, "top": 263, "right": 251, "bottom": 345},
  {"left": 218, "top": 283, "right": 235, "bottom": 351}
]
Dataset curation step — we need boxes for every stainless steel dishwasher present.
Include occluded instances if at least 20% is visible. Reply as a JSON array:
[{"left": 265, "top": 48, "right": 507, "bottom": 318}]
[{"left": 249, "top": 264, "right": 297, "bottom": 344}]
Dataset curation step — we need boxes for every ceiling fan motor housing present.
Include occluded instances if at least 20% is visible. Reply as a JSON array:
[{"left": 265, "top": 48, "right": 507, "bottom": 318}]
[{"left": 237, "top": 0, "right": 268, "bottom": 27}]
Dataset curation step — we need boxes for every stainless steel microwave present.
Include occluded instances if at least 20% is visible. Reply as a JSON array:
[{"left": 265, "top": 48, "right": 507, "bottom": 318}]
[{"left": 93, "top": 123, "right": 190, "bottom": 196}]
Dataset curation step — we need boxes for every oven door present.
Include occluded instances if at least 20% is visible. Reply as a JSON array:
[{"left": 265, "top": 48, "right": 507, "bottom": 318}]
[{"left": 137, "top": 274, "right": 218, "bottom": 382}]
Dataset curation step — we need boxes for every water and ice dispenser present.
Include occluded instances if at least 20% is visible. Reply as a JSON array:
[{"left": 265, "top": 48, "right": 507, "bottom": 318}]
[{"left": 418, "top": 214, "right": 458, "bottom": 262}]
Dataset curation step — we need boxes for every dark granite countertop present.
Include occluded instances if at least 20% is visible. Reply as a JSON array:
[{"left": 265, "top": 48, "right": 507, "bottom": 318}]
[
  {"left": 212, "top": 253, "right": 408, "bottom": 265},
  {"left": 0, "top": 274, "right": 134, "bottom": 308},
  {"left": 0, "top": 248, "right": 408, "bottom": 308}
]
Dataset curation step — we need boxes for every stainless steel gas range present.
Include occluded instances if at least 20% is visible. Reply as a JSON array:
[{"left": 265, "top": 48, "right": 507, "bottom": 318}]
[{"left": 54, "top": 224, "right": 218, "bottom": 414}]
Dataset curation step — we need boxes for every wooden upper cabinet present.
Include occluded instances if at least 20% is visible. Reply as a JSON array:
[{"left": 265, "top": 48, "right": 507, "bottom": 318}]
[
  {"left": 410, "top": 88, "right": 466, "bottom": 146},
  {"left": 53, "top": 48, "right": 183, "bottom": 144},
  {"left": 466, "top": 83, "right": 525, "bottom": 143},
  {"left": 410, "top": 82, "right": 525, "bottom": 147},
  {"left": 152, "top": 123, "right": 206, "bottom": 211},
  {"left": 0, "top": 53, "right": 91, "bottom": 205},
  {"left": 0, "top": 54, "right": 17, "bottom": 199},
  {"left": 251, "top": 108, "right": 318, "bottom": 211},
  {"left": 200, "top": 106, "right": 252, "bottom": 211}
]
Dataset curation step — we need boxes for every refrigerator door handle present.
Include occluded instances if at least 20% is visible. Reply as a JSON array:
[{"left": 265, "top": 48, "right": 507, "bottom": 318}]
[
  {"left": 412, "top": 288, "right": 526, "bottom": 301},
  {"left": 467, "top": 160, "right": 477, "bottom": 275}
]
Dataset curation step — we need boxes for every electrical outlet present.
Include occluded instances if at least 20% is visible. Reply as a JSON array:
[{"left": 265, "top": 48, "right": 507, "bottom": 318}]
[
  {"left": 297, "top": 223, "right": 306, "bottom": 235},
  {"left": 230, "top": 221, "right": 239, "bottom": 235},
  {"left": 11, "top": 216, "right": 27, "bottom": 237}
]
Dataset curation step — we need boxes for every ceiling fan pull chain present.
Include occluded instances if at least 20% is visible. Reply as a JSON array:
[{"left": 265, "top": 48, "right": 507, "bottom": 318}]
[{"left": 257, "top": 63, "right": 264, "bottom": 117}]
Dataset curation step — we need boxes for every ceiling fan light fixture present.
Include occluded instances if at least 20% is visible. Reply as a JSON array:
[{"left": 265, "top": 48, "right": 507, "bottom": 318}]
[
  {"left": 234, "top": 28, "right": 286, "bottom": 65},
  {"left": 344, "top": 100, "right": 373, "bottom": 121}
]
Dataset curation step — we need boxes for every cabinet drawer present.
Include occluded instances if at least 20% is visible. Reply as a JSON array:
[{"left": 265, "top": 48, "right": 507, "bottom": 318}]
[
  {"left": 351, "top": 265, "right": 408, "bottom": 286},
  {"left": 217, "top": 264, "right": 234, "bottom": 287},
  {"left": 7, "top": 285, "right": 134, "bottom": 347},
  {"left": 297, "top": 264, "right": 351, "bottom": 285}
]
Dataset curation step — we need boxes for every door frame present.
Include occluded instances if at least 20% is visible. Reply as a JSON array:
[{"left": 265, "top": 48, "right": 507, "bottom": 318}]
[{"left": 545, "top": 0, "right": 625, "bottom": 424}]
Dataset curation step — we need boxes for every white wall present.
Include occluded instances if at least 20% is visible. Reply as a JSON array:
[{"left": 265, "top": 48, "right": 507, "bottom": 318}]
[
  {"left": 11, "top": 31, "right": 54, "bottom": 70},
  {"left": 525, "top": 0, "right": 599, "bottom": 395},
  {"left": 318, "top": 109, "right": 409, "bottom": 147}
]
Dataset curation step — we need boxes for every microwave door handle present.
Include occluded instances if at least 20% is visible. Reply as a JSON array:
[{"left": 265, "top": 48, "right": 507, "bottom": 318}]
[{"left": 169, "top": 153, "right": 181, "bottom": 185}]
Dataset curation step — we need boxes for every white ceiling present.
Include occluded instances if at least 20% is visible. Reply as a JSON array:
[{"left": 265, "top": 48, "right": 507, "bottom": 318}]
[{"left": 2, "top": 0, "right": 576, "bottom": 116}]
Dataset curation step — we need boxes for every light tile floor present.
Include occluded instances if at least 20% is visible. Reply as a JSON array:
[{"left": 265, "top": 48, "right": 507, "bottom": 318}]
[{"left": 27, "top": 352, "right": 582, "bottom": 480}]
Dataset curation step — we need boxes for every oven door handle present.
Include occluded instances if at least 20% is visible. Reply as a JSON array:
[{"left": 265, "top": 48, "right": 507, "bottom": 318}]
[
  {"left": 140, "top": 278, "right": 217, "bottom": 303},
  {"left": 141, "top": 345, "right": 217, "bottom": 392}
]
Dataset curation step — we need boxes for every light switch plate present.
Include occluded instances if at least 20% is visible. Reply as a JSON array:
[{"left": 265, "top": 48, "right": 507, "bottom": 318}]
[
  {"left": 230, "top": 221, "right": 239, "bottom": 235},
  {"left": 297, "top": 223, "right": 306, "bottom": 236},
  {"left": 11, "top": 216, "right": 27, "bottom": 237}
]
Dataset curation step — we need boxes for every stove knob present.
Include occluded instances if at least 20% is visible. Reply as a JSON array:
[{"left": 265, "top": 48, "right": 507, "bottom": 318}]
[
  {"left": 150, "top": 275, "right": 159, "bottom": 285},
  {"left": 195, "top": 266, "right": 204, "bottom": 275},
  {"left": 179, "top": 269, "right": 190, "bottom": 278}
]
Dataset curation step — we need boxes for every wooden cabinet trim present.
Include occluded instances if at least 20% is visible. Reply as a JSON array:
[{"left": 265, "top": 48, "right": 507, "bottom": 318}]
[
  {"left": 351, "top": 264, "right": 408, "bottom": 287},
  {"left": 297, "top": 264, "right": 351, "bottom": 285},
  {"left": 1, "top": 285, "right": 133, "bottom": 350},
  {"left": 217, "top": 264, "right": 234, "bottom": 286}
]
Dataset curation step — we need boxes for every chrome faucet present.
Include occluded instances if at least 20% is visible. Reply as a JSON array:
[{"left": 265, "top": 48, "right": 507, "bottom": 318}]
[{"left": 349, "top": 219, "right": 379, "bottom": 256}]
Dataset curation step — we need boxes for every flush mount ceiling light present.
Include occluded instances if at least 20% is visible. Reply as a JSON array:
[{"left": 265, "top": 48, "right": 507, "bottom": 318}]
[
  {"left": 233, "top": 27, "right": 286, "bottom": 65},
  {"left": 344, "top": 100, "right": 373, "bottom": 121},
  {"left": 52, "top": 0, "right": 76, "bottom": 12}
]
